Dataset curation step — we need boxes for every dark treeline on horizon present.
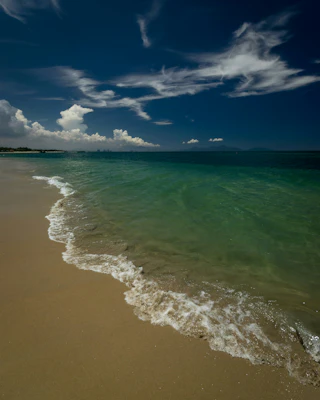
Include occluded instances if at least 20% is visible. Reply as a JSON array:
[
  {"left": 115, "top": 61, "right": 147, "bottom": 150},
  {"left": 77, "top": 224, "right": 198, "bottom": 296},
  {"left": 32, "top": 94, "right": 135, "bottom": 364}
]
[{"left": 0, "top": 146, "right": 63, "bottom": 152}]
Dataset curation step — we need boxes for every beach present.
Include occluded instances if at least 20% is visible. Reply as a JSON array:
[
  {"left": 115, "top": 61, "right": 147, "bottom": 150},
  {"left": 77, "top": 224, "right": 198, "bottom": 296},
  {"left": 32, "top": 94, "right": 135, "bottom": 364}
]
[{"left": 0, "top": 158, "right": 319, "bottom": 400}]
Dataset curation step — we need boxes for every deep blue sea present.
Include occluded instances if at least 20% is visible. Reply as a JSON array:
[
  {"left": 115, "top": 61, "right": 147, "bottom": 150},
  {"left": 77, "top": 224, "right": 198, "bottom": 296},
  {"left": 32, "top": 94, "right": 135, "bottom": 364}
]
[{"left": 3, "top": 151, "right": 320, "bottom": 384}]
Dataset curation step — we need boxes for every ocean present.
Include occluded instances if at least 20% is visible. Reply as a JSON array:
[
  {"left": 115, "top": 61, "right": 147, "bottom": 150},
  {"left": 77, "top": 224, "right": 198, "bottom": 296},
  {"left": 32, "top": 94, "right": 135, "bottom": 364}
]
[{"left": 5, "top": 151, "right": 320, "bottom": 385}]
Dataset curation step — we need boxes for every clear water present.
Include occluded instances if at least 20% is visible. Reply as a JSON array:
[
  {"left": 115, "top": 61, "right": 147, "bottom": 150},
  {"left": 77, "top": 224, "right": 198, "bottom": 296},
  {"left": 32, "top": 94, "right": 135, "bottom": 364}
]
[{"left": 4, "top": 151, "right": 320, "bottom": 385}]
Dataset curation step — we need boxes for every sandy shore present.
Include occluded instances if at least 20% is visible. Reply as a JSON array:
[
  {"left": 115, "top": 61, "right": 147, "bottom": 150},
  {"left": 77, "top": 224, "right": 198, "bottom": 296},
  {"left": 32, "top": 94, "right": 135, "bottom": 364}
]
[{"left": 0, "top": 158, "right": 319, "bottom": 400}]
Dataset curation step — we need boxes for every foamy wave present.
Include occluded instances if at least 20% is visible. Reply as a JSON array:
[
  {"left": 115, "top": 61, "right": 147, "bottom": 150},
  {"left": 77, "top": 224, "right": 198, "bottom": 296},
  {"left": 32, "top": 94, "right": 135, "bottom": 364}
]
[
  {"left": 296, "top": 324, "right": 320, "bottom": 363},
  {"left": 64, "top": 247, "right": 279, "bottom": 363},
  {"left": 33, "top": 175, "right": 320, "bottom": 386},
  {"left": 33, "top": 175, "right": 75, "bottom": 197},
  {"left": 33, "top": 175, "right": 75, "bottom": 243}
]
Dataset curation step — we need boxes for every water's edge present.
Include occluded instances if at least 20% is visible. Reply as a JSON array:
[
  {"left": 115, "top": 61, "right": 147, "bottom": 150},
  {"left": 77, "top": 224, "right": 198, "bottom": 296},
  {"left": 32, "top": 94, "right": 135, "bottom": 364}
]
[{"left": 33, "top": 175, "right": 320, "bottom": 387}]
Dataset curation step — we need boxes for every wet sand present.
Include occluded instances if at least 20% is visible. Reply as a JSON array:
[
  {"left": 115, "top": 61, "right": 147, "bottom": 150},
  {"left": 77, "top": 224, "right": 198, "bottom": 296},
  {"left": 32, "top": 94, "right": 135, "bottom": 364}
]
[{"left": 0, "top": 158, "right": 319, "bottom": 400}]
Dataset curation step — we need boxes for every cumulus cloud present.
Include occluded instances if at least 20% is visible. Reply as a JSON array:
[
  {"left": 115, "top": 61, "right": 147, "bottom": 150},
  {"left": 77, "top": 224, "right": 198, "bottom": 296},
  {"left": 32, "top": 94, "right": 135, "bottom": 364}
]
[
  {"left": 209, "top": 138, "right": 223, "bottom": 142},
  {"left": 137, "top": 0, "right": 165, "bottom": 48},
  {"left": 115, "top": 10, "right": 320, "bottom": 98},
  {"left": 153, "top": 120, "right": 173, "bottom": 125},
  {"left": 111, "top": 129, "right": 159, "bottom": 147},
  {"left": 0, "top": 99, "right": 160, "bottom": 149},
  {"left": 0, "top": 100, "right": 30, "bottom": 137},
  {"left": 183, "top": 139, "right": 199, "bottom": 144},
  {"left": 57, "top": 104, "right": 93, "bottom": 131},
  {"left": 0, "top": 0, "right": 60, "bottom": 23}
]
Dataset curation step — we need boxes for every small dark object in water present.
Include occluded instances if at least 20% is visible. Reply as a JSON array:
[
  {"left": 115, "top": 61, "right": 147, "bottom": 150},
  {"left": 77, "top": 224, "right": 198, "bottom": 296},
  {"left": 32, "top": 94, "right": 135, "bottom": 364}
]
[{"left": 296, "top": 329, "right": 307, "bottom": 351}]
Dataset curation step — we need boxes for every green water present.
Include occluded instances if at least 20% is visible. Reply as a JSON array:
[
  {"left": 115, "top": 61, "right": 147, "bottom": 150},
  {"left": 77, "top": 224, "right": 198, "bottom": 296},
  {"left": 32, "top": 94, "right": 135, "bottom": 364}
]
[{"left": 3, "top": 151, "right": 320, "bottom": 380}]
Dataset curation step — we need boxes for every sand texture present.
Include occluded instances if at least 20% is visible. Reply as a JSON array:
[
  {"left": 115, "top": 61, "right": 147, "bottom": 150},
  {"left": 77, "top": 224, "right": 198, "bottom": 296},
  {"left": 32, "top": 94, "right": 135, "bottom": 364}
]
[{"left": 0, "top": 159, "right": 319, "bottom": 400}]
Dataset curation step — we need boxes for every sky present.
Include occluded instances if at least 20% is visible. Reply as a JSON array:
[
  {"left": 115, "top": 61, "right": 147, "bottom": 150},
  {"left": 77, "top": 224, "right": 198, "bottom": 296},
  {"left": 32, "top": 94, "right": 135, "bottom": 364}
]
[{"left": 0, "top": 0, "right": 319, "bottom": 150}]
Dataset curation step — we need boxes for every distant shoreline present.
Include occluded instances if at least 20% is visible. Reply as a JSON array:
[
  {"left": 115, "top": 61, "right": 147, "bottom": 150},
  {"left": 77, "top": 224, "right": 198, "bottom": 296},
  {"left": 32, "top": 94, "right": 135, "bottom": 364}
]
[
  {"left": 1, "top": 149, "right": 320, "bottom": 154},
  {"left": 0, "top": 150, "right": 65, "bottom": 154}
]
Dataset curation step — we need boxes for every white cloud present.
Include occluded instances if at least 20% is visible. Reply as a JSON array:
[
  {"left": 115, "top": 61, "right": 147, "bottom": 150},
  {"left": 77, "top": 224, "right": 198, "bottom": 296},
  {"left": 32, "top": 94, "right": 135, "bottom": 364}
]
[
  {"left": 183, "top": 139, "right": 199, "bottom": 144},
  {"left": 209, "top": 138, "right": 223, "bottom": 142},
  {"left": 314, "top": 60, "right": 320, "bottom": 64},
  {"left": 28, "top": 121, "right": 107, "bottom": 143},
  {"left": 137, "top": 17, "right": 150, "bottom": 49},
  {"left": 27, "top": 10, "right": 320, "bottom": 123},
  {"left": 33, "top": 67, "right": 152, "bottom": 120},
  {"left": 137, "top": 0, "right": 165, "bottom": 48},
  {"left": 57, "top": 104, "right": 93, "bottom": 131},
  {"left": 115, "top": 10, "right": 320, "bottom": 99},
  {"left": 0, "top": 0, "right": 60, "bottom": 23},
  {"left": 0, "top": 100, "right": 160, "bottom": 149},
  {"left": 115, "top": 66, "right": 222, "bottom": 100},
  {"left": 111, "top": 129, "right": 159, "bottom": 147},
  {"left": 35, "top": 97, "right": 65, "bottom": 101},
  {"left": 153, "top": 120, "right": 173, "bottom": 125},
  {"left": 0, "top": 100, "right": 29, "bottom": 137},
  {"left": 34, "top": 67, "right": 115, "bottom": 104}
]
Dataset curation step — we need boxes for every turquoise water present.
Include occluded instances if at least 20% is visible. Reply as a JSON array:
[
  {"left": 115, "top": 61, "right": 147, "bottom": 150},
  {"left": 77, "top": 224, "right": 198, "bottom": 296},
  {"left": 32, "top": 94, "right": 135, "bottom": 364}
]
[{"left": 4, "top": 152, "right": 320, "bottom": 384}]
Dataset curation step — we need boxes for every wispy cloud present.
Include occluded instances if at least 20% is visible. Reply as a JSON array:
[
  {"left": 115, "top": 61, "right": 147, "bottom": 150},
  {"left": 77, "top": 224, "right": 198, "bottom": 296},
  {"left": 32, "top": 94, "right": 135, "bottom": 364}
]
[
  {"left": 314, "top": 60, "right": 320, "bottom": 64},
  {"left": 35, "top": 97, "right": 65, "bottom": 101},
  {"left": 0, "top": 100, "right": 159, "bottom": 149},
  {"left": 209, "top": 138, "right": 223, "bottom": 142},
  {"left": 185, "top": 115, "right": 195, "bottom": 122},
  {"left": 32, "top": 66, "right": 152, "bottom": 120},
  {"left": 0, "top": 0, "right": 60, "bottom": 23},
  {"left": 116, "top": 10, "right": 320, "bottom": 99},
  {"left": 27, "top": 10, "right": 320, "bottom": 124},
  {"left": 153, "top": 120, "right": 172, "bottom": 125},
  {"left": 137, "top": 0, "right": 165, "bottom": 48},
  {"left": 115, "top": 66, "right": 222, "bottom": 100},
  {"left": 183, "top": 139, "right": 199, "bottom": 144}
]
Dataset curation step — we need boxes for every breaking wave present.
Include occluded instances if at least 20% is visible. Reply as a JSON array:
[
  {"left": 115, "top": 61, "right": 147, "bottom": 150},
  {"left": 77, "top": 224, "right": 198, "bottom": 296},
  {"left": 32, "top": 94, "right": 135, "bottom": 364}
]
[{"left": 33, "top": 175, "right": 320, "bottom": 386}]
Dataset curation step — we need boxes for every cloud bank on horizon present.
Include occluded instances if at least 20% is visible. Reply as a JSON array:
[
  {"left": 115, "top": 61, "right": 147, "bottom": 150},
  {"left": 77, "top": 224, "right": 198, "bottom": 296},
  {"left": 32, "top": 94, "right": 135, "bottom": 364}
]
[
  {"left": 0, "top": 1, "right": 319, "bottom": 150},
  {"left": 0, "top": 100, "right": 159, "bottom": 149}
]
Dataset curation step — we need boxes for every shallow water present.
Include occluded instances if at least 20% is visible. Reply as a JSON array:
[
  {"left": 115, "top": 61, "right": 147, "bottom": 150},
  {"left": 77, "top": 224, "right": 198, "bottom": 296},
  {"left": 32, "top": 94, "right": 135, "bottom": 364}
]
[{"left": 4, "top": 151, "right": 320, "bottom": 384}]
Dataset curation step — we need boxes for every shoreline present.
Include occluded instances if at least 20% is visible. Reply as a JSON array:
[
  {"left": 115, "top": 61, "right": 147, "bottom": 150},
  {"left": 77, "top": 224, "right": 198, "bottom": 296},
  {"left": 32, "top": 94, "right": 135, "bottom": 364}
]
[
  {"left": 0, "top": 151, "right": 65, "bottom": 154},
  {"left": 0, "top": 158, "right": 319, "bottom": 399}
]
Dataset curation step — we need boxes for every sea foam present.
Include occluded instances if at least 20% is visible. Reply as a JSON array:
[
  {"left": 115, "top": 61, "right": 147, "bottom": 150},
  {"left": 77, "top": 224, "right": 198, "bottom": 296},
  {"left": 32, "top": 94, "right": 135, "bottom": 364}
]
[{"left": 33, "top": 175, "right": 320, "bottom": 386}]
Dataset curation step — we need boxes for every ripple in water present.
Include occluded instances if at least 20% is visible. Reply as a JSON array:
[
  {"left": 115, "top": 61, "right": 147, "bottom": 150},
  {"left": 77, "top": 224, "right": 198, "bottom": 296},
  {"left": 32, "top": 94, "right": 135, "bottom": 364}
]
[{"left": 33, "top": 175, "right": 320, "bottom": 386}]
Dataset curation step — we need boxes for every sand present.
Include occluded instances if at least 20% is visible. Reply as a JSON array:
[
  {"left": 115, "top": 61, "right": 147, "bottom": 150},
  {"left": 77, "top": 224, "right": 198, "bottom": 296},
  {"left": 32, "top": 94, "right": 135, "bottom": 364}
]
[{"left": 0, "top": 158, "right": 319, "bottom": 400}]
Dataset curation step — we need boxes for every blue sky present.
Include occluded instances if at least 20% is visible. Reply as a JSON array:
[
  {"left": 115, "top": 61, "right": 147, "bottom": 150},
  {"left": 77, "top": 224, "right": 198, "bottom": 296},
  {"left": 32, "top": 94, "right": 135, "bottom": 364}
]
[{"left": 0, "top": 0, "right": 319, "bottom": 150}]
